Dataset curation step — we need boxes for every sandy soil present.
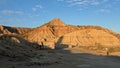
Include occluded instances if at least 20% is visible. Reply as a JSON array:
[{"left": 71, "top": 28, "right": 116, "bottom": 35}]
[{"left": 0, "top": 47, "right": 120, "bottom": 68}]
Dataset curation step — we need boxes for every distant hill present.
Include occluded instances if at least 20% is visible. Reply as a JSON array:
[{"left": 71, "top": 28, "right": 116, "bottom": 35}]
[{"left": 0, "top": 25, "right": 31, "bottom": 35}]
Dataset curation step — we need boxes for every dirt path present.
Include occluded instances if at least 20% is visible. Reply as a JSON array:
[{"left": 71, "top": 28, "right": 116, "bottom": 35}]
[
  {"left": 55, "top": 47, "right": 120, "bottom": 68},
  {"left": 0, "top": 48, "right": 120, "bottom": 68}
]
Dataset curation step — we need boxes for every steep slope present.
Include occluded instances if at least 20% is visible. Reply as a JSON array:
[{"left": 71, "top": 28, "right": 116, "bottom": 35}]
[
  {"left": 0, "top": 25, "right": 31, "bottom": 35},
  {"left": 77, "top": 26, "right": 120, "bottom": 40},
  {"left": 23, "top": 18, "right": 120, "bottom": 48},
  {"left": 60, "top": 28, "right": 120, "bottom": 47},
  {"left": 24, "top": 18, "right": 79, "bottom": 45},
  {"left": 44, "top": 18, "right": 79, "bottom": 37},
  {"left": 24, "top": 26, "right": 55, "bottom": 45}
]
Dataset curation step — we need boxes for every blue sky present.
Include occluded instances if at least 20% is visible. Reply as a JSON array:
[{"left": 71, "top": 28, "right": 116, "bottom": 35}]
[{"left": 0, "top": 0, "right": 120, "bottom": 33}]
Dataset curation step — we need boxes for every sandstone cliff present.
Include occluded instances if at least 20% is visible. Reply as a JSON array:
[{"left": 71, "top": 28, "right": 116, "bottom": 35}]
[
  {"left": 61, "top": 28, "right": 120, "bottom": 47},
  {"left": 23, "top": 18, "right": 120, "bottom": 48},
  {"left": 1, "top": 18, "right": 119, "bottom": 48}
]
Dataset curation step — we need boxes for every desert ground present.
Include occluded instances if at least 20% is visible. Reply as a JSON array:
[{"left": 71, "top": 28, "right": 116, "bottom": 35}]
[
  {"left": 0, "top": 18, "right": 120, "bottom": 68},
  {"left": 1, "top": 47, "right": 120, "bottom": 68}
]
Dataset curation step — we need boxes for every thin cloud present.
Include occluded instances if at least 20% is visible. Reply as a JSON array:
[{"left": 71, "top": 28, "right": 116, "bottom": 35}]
[
  {"left": 0, "top": 18, "right": 26, "bottom": 25},
  {"left": 32, "top": 5, "right": 43, "bottom": 11},
  {"left": 60, "top": 0, "right": 120, "bottom": 6},
  {"left": 58, "top": 0, "right": 102, "bottom": 12},
  {"left": 91, "top": 1, "right": 100, "bottom": 5},
  {"left": 59, "top": 0, "right": 101, "bottom": 6},
  {"left": 57, "top": 0, "right": 120, "bottom": 13},
  {"left": 0, "top": 10, "right": 24, "bottom": 15},
  {"left": 28, "top": 14, "right": 40, "bottom": 18},
  {"left": 97, "top": 9, "right": 111, "bottom": 13}
]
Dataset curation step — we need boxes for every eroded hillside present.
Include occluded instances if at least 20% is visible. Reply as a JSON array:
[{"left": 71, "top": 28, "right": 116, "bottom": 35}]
[
  {"left": 1, "top": 18, "right": 120, "bottom": 68},
  {"left": 0, "top": 25, "right": 31, "bottom": 35},
  {"left": 0, "top": 18, "right": 120, "bottom": 49},
  {"left": 22, "top": 18, "right": 120, "bottom": 48}
]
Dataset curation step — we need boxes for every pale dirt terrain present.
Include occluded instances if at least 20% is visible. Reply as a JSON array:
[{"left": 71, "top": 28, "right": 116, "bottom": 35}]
[{"left": 0, "top": 47, "right": 120, "bottom": 68}]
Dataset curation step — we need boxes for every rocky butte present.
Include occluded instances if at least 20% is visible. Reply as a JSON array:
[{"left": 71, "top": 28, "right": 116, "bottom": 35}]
[
  {"left": 20, "top": 18, "right": 120, "bottom": 49},
  {"left": 1, "top": 18, "right": 120, "bottom": 68},
  {"left": 0, "top": 18, "right": 120, "bottom": 49}
]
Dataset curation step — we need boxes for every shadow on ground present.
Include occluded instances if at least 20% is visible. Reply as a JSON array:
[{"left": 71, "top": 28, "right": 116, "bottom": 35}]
[{"left": 0, "top": 35, "right": 120, "bottom": 68}]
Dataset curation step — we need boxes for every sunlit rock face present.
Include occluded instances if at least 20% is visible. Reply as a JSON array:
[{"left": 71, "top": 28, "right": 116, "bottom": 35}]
[
  {"left": 23, "top": 18, "right": 120, "bottom": 48},
  {"left": 1, "top": 18, "right": 118, "bottom": 48},
  {"left": 23, "top": 18, "right": 79, "bottom": 47},
  {"left": 0, "top": 25, "right": 30, "bottom": 35},
  {"left": 61, "top": 29, "right": 120, "bottom": 47}
]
